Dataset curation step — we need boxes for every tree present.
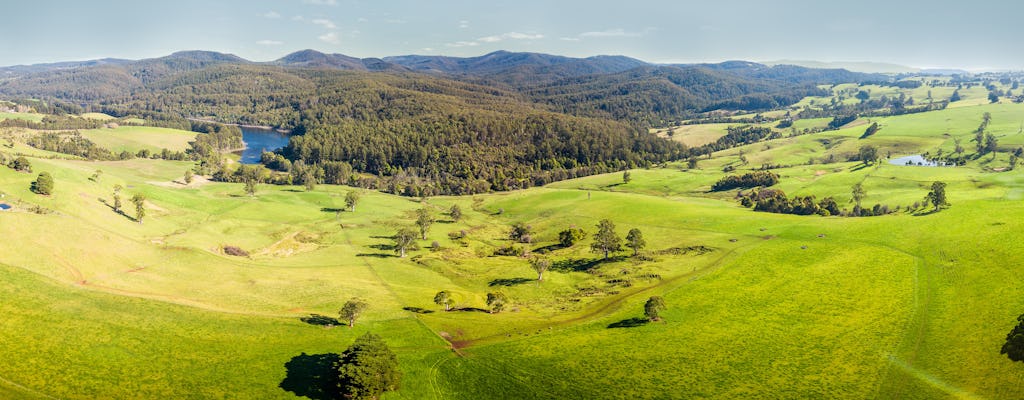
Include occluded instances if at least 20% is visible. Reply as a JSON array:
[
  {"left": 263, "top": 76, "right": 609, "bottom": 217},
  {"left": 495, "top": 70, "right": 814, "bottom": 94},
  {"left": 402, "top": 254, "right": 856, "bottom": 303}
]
[
  {"left": 558, "top": 227, "right": 587, "bottom": 247},
  {"left": 335, "top": 333, "right": 402, "bottom": 400},
  {"left": 687, "top": 157, "right": 699, "bottom": 170},
  {"left": 625, "top": 228, "right": 646, "bottom": 256},
  {"left": 984, "top": 133, "right": 999, "bottom": 155},
  {"left": 32, "top": 172, "right": 54, "bottom": 195},
  {"left": 345, "top": 191, "right": 361, "bottom": 212},
  {"left": 339, "top": 297, "right": 369, "bottom": 328},
  {"left": 449, "top": 204, "right": 462, "bottom": 222},
  {"left": 529, "top": 256, "right": 552, "bottom": 281},
  {"left": 433, "top": 291, "right": 453, "bottom": 311},
  {"left": 90, "top": 169, "right": 102, "bottom": 182},
  {"left": 861, "top": 122, "right": 879, "bottom": 139},
  {"left": 1001, "top": 313, "right": 1024, "bottom": 362},
  {"left": 622, "top": 170, "right": 632, "bottom": 184},
  {"left": 131, "top": 193, "right": 146, "bottom": 223},
  {"left": 590, "top": 219, "right": 622, "bottom": 260},
  {"left": 989, "top": 91, "right": 1000, "bottom": 103},
  {"left": 925, "top": 181, "right": 948, "bottom": 211},
  {"left": 303, "top": 171, "right": 316, "bottom": 191},
  {"left": 645, "top": 296, "right": 667, "bottom": 321},
  {"left": 855, "top": 90, "right": 870, "bottom": 102},
  {"left": 858, "top": 145, "right": 879, "bottom": 165},
  {"left": 415, "top": 208, "right": 433, "bottom": 240},
  {"left": 112, "top": 184, "right": 123, "bottom": 214},
  {"left": 509, "top": 222, "right": 532, "bottom": 243},
  {"left": 486, "top": 292, "right": 508, "bottom": 313},
  {"left": 1010, "top": 154, "right": 1019, "bottom": 170},
  {"left": 393, "top": 228, "right": 418, "bottom": 257},
  {"left": 11, "top": 156, "right": 30, "bottom": 172},
  {"left": 183, "top": 169, "right": 194, "bottom": 185},
  {"left": 950, "top": 89, "right": 961, "bottom": 102},
  {"left": 851, "top": 182, "right": 866, "bottom": 208}
]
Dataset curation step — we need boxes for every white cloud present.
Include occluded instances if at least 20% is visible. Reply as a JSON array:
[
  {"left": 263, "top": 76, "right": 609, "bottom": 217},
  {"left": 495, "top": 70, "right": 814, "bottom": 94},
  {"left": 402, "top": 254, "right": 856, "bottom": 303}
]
[
  {"left": 458, "top": 20, "right": 470, "bottom": 29},
  {"left": 357, "top": 17, "right": 368, "bottom": 23},
  {"left": 292, "top": 15, "right": 305, "bottom": 21},
  {"left": 579, "top": 28, "right": 642, "bottom": 38},
  {"left": 560, "top": 37, "right": 581, "bottom": 42},
  {"left": 312, "top": 19, "right": 337, "bottom": 29},
  {"left": 478, "top": 32, "right": 544, "bottom": 43},
  {"left": 319, "top": 32, "right": 341, "bottom": 44},
  {"left": 303, "top": 0, "right": 337, "bottom": 5},
  {"left": 422, "top": 47, "right": 434, "bottom": 52},
  {"left": 263, "top": 11, "right": 281, "bottom": 19},
  {"left": 256, "top": 40, "right": 283, "bottom": 46},
  {"left": 446, "top": 41, "right": 479, "bottom": 48}
]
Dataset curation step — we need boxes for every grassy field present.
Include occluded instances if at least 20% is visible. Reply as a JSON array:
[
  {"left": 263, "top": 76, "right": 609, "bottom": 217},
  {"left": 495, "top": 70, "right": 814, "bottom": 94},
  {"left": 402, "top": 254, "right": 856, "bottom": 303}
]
[
  {"left": 0, "top": 112, "right": 44, "bottom": 122},
  {"left": 1, "top": 100, "right": 1024, "bottom": 398},
  {"left": 79, "top": 125, "right": 197, "bottom": 153}
]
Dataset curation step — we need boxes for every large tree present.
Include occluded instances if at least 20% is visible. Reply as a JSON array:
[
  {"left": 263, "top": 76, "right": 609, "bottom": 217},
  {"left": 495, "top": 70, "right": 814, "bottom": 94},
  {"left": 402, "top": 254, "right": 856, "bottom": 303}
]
[
  {"left": 433, "top": 291, "right": 453, "bottom": 311},
  {"left": 32, "top": 172, "right": 54, "bottom": 195},
  {"left": 131, "top": 193, "right": 146, "bottom": 223},
  {"left": 645, "top": 296, "right": 667, "bottom": 321},
  {"left": 858, "top": 145, "right": 879, "bottom": 165},
  {"left": 529, "top": 256, "right": 552, "bottom": 281},
  {"left": 393, "top": 228, "right": 419, "bottom": 257},
  {"left": 339, "top": 297, "right": 369, "bottom": 328},
  {"left": 335, "top": 333, "right": 402, "bottom": 400},
  {"left": 622, "top": 170, "right": 632, "bottom": 184},
  {"left": 486, "top": 292, "right": 508, "bottom": 314},
  {"left": 1001, "top": 313, "right": 1024, "bottom": 362},
  {"left": 11, "top": 156, "right": 31, "bottom": 172},
  {"left": 925, "top": 181, "right": 948, "bottom": 211},
  {"left": 851, "top": 182, "right": 866, "bottom": 208},
  {"left": 625, "top": 228, "right": 646, "bottom": 256},
  {"left": 415, "top": 208, "right": 433, "bottom": 240},
  {"left": 590, "top": 219, "right": 622, "bottom": 260},
  {"left": 345, "top": 191, "right": 361, "bottom": 212},
  {"left": 449, "top": 204, "right": 462, "bottom": 222}
]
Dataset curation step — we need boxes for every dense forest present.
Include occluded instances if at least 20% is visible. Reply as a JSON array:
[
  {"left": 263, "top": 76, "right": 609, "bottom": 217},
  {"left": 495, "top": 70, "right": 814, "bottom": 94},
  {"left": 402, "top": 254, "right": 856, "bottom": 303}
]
[{"left": 0, "top": 50, "right": 880, "bottom": 194}]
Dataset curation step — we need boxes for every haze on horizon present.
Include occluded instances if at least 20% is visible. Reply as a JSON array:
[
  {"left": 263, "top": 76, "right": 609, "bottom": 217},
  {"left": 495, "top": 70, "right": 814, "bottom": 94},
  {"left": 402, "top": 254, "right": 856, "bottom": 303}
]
[{"left": 2, "top": 0, "right": 1022, "bottom": 71}]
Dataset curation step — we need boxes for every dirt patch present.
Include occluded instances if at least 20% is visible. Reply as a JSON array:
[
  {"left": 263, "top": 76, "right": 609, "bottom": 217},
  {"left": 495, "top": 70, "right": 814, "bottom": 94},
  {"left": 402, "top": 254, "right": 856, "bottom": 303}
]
[
  {"left": 149, "top": 174, "right": 212, "bottom": 188},
  {"left": 253, "top": 231, "right": 321, "bottom": 258},
  {"left": 815, "top": 170, "right": 827, "bottom": 176}
]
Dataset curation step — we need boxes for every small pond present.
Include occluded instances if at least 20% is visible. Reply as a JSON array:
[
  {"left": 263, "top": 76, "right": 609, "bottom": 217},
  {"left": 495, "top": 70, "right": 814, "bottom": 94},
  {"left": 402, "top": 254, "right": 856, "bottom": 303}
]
[
  {"left": 888, "top": 154, "right": 951, "bottom": 167},
  {"left": 238, "top": 127, "right": 290, "bottom": 164},
  {"left": 0, "top": 203, "right": 11, "bottom": 211}
]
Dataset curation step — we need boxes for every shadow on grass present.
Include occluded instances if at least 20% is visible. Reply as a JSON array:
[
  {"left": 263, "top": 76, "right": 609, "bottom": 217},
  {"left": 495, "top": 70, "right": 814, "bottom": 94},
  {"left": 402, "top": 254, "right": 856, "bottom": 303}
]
[
  {"left": 532, "top": 243, "right": 566, "bottom": 254},
  {"left": 912, "top": 208, "right": 942, "bottom": 217},
  {"left": 607, "top": 317, "right": 649, "bottom": 329},
  {"left": 279, "top": 352, "right": 342, "bottom": 400},
  {"left": 300, "top": 314, "right": 340, "bottom": 326},
  {"left": 403, "top": 306, "right": 435, "bottom": 314},
  {"left": 320, "top": 207, "right": 345, "bottom": 213},
  {"left": 356, "top": 253, "right": 395, "bottom": 258},
  {"left": 451, "top": 307, "right": 490, "bottom": 313},
  {"left": 488, "top": 277, "right": 533, "bottom": 287},
  {"left": 98, "top": 198, "right": 137, "bottom": 222},
  {"left": 552, "top": 256, "right": 626, "bottom": 272}
]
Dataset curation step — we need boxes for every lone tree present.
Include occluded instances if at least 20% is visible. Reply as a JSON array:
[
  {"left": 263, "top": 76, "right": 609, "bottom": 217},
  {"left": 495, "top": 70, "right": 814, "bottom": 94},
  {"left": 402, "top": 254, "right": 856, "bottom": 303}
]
[
  {"left": 183, "top": 169, "right": 194, "bottom": 185},
  {"left": 925, "top": 181, "right": 949, "bottom": 211},
  {"left": 393, "top": 228, "right": 419, "bottom": 257},
  {"left": 509, "top": 222, "right": 533, "bottom": 243},
  {"left": 858, "top": 145, "right": 879, "bottom": 165},
  {"left": 449, "top": 204, "right": 462, "bottom": 222},
  {"left": 415, "top": 208, "right": 433, "bottom": 240},
  {"left": 335, "top": 333, "right": 402, "bottom": 400},
  {"left": 131, "top": 193, "right": 146, "bottom": 224},
  {"left": 345, "top": 191, "right": 361, "bottom": 212},
  {"left": 11, "top": 156, "right": 31, "bottom": 172},
  {"left": 1001, "top": 313, "right": 1024, "bottom": 362},
  {"left": 851, "top": 182, "right": 866, "bottom": 208},
  {"left": 112, "top": 184, "right": 123, "bottom": 214},
  {"left": 644, "top": 296, "right": 667, "bottom": 321},
  {"left": 433, "top": 291, "right": 453, "bottom": 311},
  {"left": 622, "top": 170, "right": 632, "bottom": 184},
  {"left": 486, "top": 292, "right": 508, "bottom": 313},
  {"left": 591, "top": 219, "right": 622, "bottom": 260},
  {"left": 303, "top": 171, "right": 316, "bottom": 191},
  {"left": 339, "top": 297, "right": 369, "bottom": 328},
  {"left": 529, "top": 256, "right": 552, "bottom": 281},
  {"left": 625, "top": 228, "right": 646, "bottom": 256},
  {"left": 558, "top": 227, "right": 586, "bottom": 247},
  {"left": 32, "top": 172, "right": 54, "bottom": 195}
]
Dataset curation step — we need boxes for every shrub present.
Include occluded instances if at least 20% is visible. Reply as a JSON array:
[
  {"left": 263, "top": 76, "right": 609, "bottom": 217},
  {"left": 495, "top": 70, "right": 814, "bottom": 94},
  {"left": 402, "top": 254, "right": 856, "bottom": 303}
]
[{"left": 223, "top": 246, "right": 249, "bottom": 257}]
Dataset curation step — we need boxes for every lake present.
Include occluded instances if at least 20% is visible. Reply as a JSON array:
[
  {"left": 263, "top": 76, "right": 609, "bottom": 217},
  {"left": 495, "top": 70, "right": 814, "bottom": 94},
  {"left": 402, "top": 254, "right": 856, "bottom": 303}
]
[
  {"left": 238, "top": 127, "right": 290, "bottom": 164},
  {"left": 888, "top": 154, "right": 950, "bottom": 167}
]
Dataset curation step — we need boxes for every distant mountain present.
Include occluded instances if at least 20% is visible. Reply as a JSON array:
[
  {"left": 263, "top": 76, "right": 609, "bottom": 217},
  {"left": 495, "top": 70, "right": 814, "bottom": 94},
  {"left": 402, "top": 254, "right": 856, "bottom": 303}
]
[
  {"left": 0, "top": 58, "right": 133, "bottom": 75},
  {"left": 671, "top": 61, "right": 884, "bottom": 85},
  {"left": 273, "top": 49, "right": 408, "bottom": 72},
  {"left": 919, "top": 68, "right": 971, "bottom": 76},
  {"left": 761, "top": 60, "right": 918, "bottom": 74},
  {"left": 384, "top": 50, "right": 648, "bottom": 81}
]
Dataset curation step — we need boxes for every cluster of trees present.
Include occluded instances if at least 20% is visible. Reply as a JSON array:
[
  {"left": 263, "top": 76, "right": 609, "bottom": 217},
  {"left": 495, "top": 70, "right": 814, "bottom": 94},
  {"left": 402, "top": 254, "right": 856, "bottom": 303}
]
[
  {"left": 1002, "top": 313, "right": 1024, "bottom": 362},
  {"left": 693, "top": 126, "right": 778, "bottom": 154},
  {"left": 711, "top": 171, "right": 779, "bottom": 191},
  {"left": 740, "top": 180, "right": 949, "bottom": 217}
]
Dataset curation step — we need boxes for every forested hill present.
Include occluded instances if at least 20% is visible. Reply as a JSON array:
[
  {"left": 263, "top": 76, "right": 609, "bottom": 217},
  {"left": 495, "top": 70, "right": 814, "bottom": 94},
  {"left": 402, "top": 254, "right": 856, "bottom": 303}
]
[{"left": 0, "top": 50, "right": 885, "bottom": 195}]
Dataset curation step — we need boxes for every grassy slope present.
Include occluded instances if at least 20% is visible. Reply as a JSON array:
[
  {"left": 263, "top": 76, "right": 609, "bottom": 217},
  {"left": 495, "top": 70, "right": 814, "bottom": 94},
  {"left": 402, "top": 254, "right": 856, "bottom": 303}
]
[
  {"left": 79, "top": 126, "right": 197, "bottom": 153},
  {"left": 1, "top": 101, "right": 1024, "bottom": 398}
]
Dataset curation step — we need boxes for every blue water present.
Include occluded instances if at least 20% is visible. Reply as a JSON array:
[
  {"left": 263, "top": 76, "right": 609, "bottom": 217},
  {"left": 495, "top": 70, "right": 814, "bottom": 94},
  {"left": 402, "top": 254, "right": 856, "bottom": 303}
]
[
  {"left": 0, "top": 203, "right": 10, "bottom": 210},
  {"left": 239, "top": 127, "right": 290, "bottom": 164},
  {"left": 888, "top": 154, "right": 949, "bottom": 167}
]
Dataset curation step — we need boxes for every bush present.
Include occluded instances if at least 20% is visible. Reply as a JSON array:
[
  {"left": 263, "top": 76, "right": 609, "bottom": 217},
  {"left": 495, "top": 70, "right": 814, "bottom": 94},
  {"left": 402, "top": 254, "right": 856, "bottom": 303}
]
[
  {"left": 223, "top": 246, "right": 249, "bottom": 257},
  {"left": 494, "top": 244, "right": 526, "bottom": 257},
  {"left": 558, "top": 227, "right": 587, "bottom": 247}
]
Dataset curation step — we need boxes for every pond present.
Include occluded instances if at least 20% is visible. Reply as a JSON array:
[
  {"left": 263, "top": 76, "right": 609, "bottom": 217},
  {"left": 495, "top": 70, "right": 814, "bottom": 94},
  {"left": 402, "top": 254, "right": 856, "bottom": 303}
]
[
  {"left": 888, "top": 154, "right": 951, "bottom": 167},
  {"left": 238, "top": 127, "right": 290, "bottom": 164},
  {"left": 0, "top": 203, "right": 11, "bottom": 211}
]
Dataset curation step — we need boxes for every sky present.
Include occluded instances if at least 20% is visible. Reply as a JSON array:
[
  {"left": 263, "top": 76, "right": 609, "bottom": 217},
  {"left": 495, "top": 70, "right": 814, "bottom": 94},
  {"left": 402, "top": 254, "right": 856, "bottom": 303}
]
[{"left": 2, "top": 0, "right": 1023, "bottom": 70}]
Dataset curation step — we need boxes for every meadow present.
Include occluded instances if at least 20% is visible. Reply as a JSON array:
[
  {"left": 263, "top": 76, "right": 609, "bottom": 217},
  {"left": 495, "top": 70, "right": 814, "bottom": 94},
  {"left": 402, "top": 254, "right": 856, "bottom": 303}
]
[{"left": 0, "top": 90, "right": 1023, "bottom": 398}]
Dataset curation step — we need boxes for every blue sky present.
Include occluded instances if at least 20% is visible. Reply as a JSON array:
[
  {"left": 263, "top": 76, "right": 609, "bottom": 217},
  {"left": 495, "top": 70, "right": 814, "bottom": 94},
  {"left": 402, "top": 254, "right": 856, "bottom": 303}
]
[{"left": 2, "top": 0, "right": 1022, "bottom": 70}]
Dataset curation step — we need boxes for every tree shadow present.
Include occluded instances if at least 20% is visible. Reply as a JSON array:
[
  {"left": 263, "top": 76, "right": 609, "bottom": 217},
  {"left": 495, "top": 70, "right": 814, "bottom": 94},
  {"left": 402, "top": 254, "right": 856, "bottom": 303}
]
[
  {"left": 300, "top": 314, "right": 340, "bottom": 326},
  {"left": 912, "top": 208, "right": 941, "bottom": 216},
  {"left": 552, "top": 256, "right": 625, "bottom": 272},
  {"left": 320, "top": 207, "right": 345, "bottom": 213},
  {"left": 279, "top": 352, "right": 342, "bottom": 400},
  {"left": 369, "top": 243, "right": 395, "bottom": 252},
  {"left": 356, "top": 253, "right": 395, "bottom": 258},
  {"left": 451, "top": 307, "right": 490, "bottom": 313},
  {"left": 488, "top": 277, "right": 533, "bottom": 287},
  {"left": 97, "top": 198, "right": 136, "bottom": 222},
  {"left": 369, "top": 235, "right": 395, "bottom": 239},
  {"left": 607, "top": 317, "right": 649, "bottom": 329},
  {"left": 402, "top": 306, "right": 435, "bottom": 314},
  {"left": 532, "top": 243, "right": 565, "bottom": 254}
]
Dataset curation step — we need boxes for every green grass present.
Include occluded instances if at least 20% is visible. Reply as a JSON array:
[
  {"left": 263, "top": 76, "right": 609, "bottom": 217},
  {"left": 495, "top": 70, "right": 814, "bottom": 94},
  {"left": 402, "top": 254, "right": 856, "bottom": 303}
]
[
  {"left": 79, "top": 126, "right": 198, "bottom": 153},
  {"left": 0, "top": 112, "right": 44, "bottom": 122},
  {"left": 80, "top": 112, "right": 115, "bottom": 121},
  {"left": 1, "top": 101, "right": 1024, "bottom": 398}
]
